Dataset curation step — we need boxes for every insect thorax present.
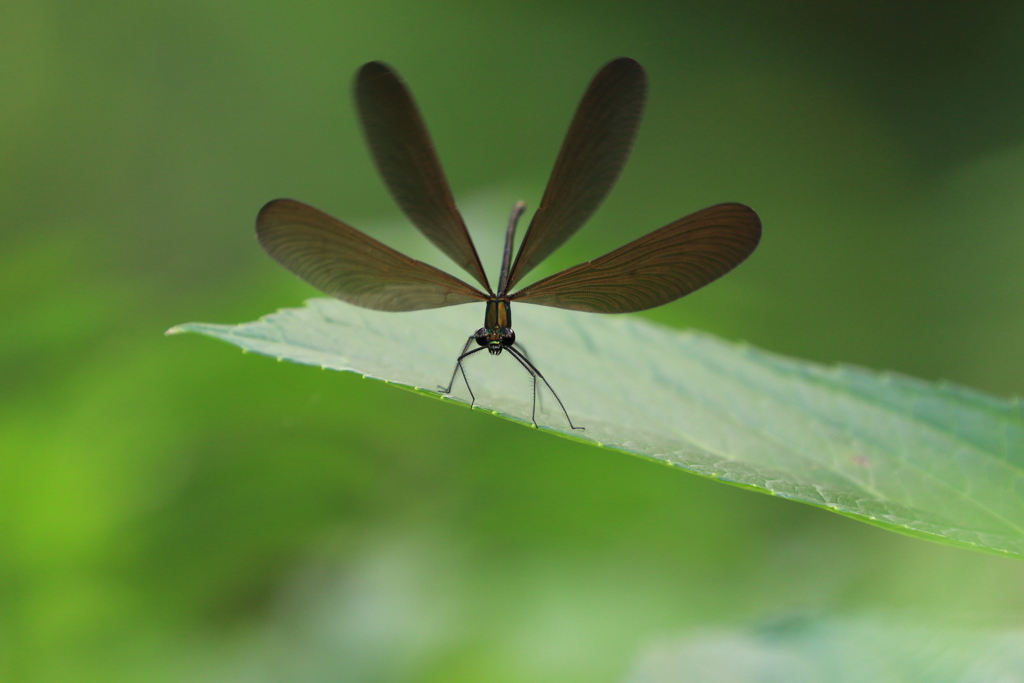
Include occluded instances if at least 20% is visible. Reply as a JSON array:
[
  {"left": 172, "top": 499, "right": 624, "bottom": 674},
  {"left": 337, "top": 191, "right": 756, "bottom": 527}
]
[{"left": 477, "top": 299, "right": 515, "bottom": 355}]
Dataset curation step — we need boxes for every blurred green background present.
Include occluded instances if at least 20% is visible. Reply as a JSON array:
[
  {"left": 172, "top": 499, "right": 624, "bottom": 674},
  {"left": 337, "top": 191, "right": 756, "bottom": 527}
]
[{"left": 3, "top": 1, "right": 1024, "bottom": 681}]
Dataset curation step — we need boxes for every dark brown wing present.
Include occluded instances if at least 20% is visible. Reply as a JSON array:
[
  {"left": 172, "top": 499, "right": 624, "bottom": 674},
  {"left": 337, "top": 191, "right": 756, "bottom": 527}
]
[
  {"left": 355, "top": 62, "right": 491, "bottom": 293},
  {"left": 256, "top": 199, "right": 488, "bottom": 311},
  {"left": 509, "top": 204, "right": 761, "bottom": 313},
  {"left": 503, "top": 57, "right": 647, "bottom": 292}
]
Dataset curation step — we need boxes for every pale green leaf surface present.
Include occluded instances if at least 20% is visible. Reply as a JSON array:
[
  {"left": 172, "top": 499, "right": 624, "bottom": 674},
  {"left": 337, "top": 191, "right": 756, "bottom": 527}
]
[{"left": 169, "top": 299, "right": 1024, "bottom": 558}]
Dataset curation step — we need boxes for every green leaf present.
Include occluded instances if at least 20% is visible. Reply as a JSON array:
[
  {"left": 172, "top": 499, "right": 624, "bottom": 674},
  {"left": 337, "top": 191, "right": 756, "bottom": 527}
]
[
  {"left": 625, "top": 615, "right": 1024, "bottom": 683},
  {"left": 169, "top": 299, "right": 1024, "bottom": 558}
]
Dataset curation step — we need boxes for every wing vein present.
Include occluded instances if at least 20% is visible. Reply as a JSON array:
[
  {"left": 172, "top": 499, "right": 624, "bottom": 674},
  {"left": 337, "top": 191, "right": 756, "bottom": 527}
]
[
  {"left": 355, "top": 62, "right": 491, "bottom": 292},
  {"left": 504, "top": 57, "right": 648, "bottom": 291},
  {"left": 257, "top": 199, "right": 487, "bottom": 312},
  {"left": 510, "top": 203, "right": 761, "bottom": 313}
]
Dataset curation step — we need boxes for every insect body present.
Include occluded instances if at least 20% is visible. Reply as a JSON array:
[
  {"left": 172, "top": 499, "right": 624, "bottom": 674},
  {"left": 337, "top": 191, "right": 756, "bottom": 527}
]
[
  {"left": 476, "top": 300, "right": 514, "bottom": 357},
  {"left": 256, "top": 58, "right": 761, "bottom": 429}
]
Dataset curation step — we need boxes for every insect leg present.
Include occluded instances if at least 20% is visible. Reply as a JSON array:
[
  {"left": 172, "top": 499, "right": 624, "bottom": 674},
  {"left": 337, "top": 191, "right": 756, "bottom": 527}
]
[
  {"left": 439, "top": 336, "right": 477, "bottom": 393},
  {"left": 441, "top": 342, "right": 487, "bottom": 408},
  {"left": 457, "top": 346, "right": 489, "bottom": 407},
  {"left": 506, "top": 349, "right": 540, "bottom": 426},
  {"left": 506, "top": 346, "right": 584, "bottom": 431}
]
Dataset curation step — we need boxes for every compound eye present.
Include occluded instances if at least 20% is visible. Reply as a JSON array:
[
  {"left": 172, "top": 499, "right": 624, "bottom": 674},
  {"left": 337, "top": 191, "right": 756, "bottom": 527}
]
[
  {"left": 501, "top": 328, "right": 516, "bottom": 345},
  {"left": 474, "top": 328, "right": 489, "bottom": 346}
]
